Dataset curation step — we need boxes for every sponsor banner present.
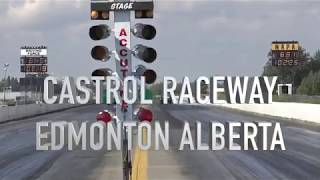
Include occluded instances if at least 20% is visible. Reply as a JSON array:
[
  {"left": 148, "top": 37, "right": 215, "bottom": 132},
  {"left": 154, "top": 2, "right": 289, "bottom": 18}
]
[{"left": 271, "top": 41, "right": 299, "bottom": 51}]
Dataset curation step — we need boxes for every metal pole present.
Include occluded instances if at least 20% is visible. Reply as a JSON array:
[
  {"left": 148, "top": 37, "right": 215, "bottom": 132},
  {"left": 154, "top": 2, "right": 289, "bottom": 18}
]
[
  {"left": 114, "top": 1, "right": 133, "bottom": 179},
  {"left": 3, "top": 69, "right": 7, "bottom": 103},
  {"left": 25, "top": 61, "right": 27, "bottom": 104},
  {"left": 3, "top": 63, "right": 9, "bottom": 104}
]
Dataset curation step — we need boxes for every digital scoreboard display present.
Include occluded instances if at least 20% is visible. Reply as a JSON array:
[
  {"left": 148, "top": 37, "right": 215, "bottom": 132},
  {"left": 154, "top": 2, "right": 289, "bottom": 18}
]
[
  {"left": 20, "top": 57, "right": 48, "bottom": 64},
  {"left": 271, "top": 41, "right": 300, "bottom": 66},
  {"left": 20, "top": 46, "right": 48, "bottom": 74},
  {"left": 20, "top": 65, "right": 47, "bottom": 73}
]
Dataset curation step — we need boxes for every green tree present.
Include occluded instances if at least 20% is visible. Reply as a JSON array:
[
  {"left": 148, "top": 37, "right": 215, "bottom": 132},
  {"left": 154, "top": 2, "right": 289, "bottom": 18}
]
[
  {"left": 11, "top": 77, "right": 20, "bottom": 91},
  {"left": 297, "top": 71, "right": 320, "bottom": 95},
  {"left": 297, "top": 71, "right": 314, "bottom": 95},
  {"left": 314, "top": 49, "right": 320, "bottom": 60},
  {"left": 0, "top": 80, "right": 4, "bottom": 92},
  {"left": 150, "top": 81, "right": 163, "bottom": 96},
  {"left": 311, "top": 71, "right": 320, "bottom": 95}
]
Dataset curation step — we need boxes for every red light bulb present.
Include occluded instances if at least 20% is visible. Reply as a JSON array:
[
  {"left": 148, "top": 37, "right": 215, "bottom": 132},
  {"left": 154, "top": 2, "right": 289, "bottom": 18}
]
[
  {"left": 96, "top": 111, "right": 112, "bottom": 124},
  {"left": 137, "top": 107, "right": 153, "bottom": 122}
]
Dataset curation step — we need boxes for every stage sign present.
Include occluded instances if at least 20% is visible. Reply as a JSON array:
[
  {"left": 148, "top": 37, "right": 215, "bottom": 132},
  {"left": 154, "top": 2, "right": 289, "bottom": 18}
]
[
  {"left": 271, "top": 41, "right": 300, "bottom": 66},
  {"left": 20, "top": 46, "right": 48, "bottom": 74},
  {"left": 91, "top": 1, "right": 153, "bottom": 11}
]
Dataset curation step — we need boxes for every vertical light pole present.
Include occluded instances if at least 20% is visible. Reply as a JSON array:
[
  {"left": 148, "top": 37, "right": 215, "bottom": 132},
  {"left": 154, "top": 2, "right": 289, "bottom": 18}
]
[{"left": 3, "top": 63, "right": 9, "bottom": 103}]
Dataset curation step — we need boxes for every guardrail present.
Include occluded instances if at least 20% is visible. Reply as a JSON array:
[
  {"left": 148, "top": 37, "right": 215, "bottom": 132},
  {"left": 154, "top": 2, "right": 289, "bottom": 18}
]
[
  {"left": 0, "top": 104, "right": 82, "bottom": 123},
  {"left": 216, "top": 102, "right": 320, "bottom": 124},
  {"left": 273, "top": 95, "right": 320, "bottom": 104}
]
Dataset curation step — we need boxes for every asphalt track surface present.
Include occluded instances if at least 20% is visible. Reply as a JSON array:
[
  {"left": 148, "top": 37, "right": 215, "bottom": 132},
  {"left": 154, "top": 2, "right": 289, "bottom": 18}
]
[{"left": 0, "top": 104, "right": 319, "bottom": 180}]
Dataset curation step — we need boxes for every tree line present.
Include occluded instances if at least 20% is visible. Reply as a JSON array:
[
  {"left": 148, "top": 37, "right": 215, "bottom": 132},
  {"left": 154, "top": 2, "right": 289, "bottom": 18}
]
[{"left": 0, "top": 76, "right": 20, "bottom": 92}]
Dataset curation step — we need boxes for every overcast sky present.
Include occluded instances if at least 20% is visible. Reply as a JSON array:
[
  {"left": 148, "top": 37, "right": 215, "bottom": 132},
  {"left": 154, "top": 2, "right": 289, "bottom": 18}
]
[{"left": 0, "top": 0, "right": 320, "bottom": 81}]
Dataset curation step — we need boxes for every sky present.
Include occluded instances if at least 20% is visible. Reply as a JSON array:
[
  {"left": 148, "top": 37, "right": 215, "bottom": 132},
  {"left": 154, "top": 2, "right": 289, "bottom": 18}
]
[{"left": 0, "top": 0, "right": 320, "bottom": 81}]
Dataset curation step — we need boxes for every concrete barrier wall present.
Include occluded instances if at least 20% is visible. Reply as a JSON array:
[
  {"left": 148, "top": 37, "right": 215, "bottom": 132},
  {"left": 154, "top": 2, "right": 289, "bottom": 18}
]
[
  {"left": 216, "top": 102, "right": 320, "bottom": 124},
  {"left": 0, "top": 104, "right": 81, "bottom": 123}
]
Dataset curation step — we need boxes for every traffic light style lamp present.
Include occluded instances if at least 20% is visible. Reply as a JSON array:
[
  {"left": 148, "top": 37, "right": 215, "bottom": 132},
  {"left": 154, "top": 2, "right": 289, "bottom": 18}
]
[
  {"left": 133, "top": 23, "right": 156, "bottom": 40},
  {"left": 135, "top": 10, "right": 153, "bottom": 19},
  {"left": 96, "top": 110, "right": 112, "bottom": 124},
  {"left": 136, "top": 107, "right": 153, "bottom": 122},
  {"left": 135, "top": 65, "right": 157, "bottom": 84},
  {"left": 91, "top": 46, "right": 111, "bottom": 61},
  {"left": 89, "top": 24, "right": 111, "bottom": 40},
  {"left": 91, "top": 10, "right": 110, "bottom": 20},
  {"left": 91, "top": 68, "right": 113, "bottom": 77},
  {"left": 133, "top": 45, "right": 157, "bottom": 63}
]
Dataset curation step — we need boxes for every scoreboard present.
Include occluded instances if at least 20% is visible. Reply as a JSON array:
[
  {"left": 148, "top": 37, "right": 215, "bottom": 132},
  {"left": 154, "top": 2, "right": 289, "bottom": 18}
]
[
  {"left": 20, "top": 46, "right": 48, "bottom": 74},
  {"left": 271, "top": 41, "right": 300, "bottom": 66},
  {"left": 20, "top": 65, "right": 47, "bottom": 73}
]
